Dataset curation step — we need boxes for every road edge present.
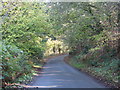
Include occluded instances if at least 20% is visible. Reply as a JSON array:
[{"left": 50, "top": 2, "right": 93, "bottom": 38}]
[{"left": 64, "top": 55, "right": 119, "bottom": 89}]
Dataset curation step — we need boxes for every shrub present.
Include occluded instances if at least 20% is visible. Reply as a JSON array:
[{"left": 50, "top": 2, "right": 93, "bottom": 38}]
[{"left": 1, "top": 41, "right": 33, "bottom": 86}]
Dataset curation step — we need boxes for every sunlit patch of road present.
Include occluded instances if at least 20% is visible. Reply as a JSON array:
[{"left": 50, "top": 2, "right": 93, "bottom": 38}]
[{"left": 28, "top": 55, "right": 106, "bottom": 88}]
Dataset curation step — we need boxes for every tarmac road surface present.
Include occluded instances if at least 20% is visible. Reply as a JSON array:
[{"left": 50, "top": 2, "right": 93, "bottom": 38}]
[{"left": 29, "top": 55, "right": 106, "bottom": 88}]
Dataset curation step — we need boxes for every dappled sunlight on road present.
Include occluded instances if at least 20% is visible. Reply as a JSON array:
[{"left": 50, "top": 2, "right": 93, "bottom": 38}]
[
  {"left": 28, "top": 55, "right": 106, "bottom": 88},
  {"left": 24, "top": 85, "right": 62, "bottom": 88}
]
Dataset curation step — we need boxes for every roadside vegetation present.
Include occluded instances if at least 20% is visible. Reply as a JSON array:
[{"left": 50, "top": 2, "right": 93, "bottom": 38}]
[
  {"left": 52, "top": 2, "right": 120, "bottom": 88},
  {"left": 1, "top": 1, "right": 120, "bottom": 88}
]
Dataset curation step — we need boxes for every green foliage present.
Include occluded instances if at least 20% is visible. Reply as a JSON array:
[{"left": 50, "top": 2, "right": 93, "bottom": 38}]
[
  {"left": 90, "top": 58, "right": 119, "bottom": 83},
  {"left": 1, "top": 2, "right": 52, "bottom": 86},
  {"left": 69, "top": 52, "right": 119, "bottom": 84},
  {"left": 1, "top": 2, "right": 52, "bottom": 62},
  {"left": 1, "top": 41, "right": 32, "bottom": 83},
  {"left": 70, "top": 61, "right": 86, "bottom": 69},
  {"left": 1, "top": 1, "right": 119, "bottom": 88},
  {"left": 48, "top": 2, "right": 119, "bottom": 53}
]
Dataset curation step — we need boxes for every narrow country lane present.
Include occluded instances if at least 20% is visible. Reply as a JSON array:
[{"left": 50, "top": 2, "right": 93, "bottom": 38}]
[{"left": 28, "top": 55, "right": 106, "bottom": 88}]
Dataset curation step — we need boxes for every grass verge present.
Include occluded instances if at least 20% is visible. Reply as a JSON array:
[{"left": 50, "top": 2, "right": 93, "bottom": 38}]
[{"left": 64, "top": 56, "right": 120, "bottom": 88}]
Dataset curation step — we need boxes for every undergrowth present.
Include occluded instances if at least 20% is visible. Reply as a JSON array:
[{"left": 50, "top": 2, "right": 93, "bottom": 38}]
[{"left": 68, "top": 48, "right": 120, "bottom": 88}]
